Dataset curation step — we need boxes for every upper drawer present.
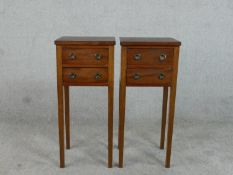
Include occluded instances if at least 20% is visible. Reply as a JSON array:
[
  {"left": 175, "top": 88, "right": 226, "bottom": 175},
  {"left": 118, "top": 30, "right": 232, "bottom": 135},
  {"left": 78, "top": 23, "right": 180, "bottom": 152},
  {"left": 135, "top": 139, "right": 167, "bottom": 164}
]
[
  {"left": 62, "top": 48, "right": 108, "bottom": 66},
  {"left": 127, "top": 48, "right": 173, "bottom": 66}
]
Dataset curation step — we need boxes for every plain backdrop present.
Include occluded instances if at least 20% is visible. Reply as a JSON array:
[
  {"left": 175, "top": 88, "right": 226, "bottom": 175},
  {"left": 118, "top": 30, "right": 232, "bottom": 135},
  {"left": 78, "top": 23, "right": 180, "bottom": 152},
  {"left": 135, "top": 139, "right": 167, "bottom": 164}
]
[
  {"left": 0, "top": 0, "right": 233, "bottom": 175},
  {"left": 0, "top": 0, "right": 233, "bottom": 122}
]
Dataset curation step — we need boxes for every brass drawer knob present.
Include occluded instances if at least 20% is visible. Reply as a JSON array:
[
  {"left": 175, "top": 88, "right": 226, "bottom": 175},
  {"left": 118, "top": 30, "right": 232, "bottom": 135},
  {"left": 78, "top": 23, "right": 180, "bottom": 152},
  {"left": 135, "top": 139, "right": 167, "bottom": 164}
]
[
  {"left": 133, "top": 73, "right": 141, "bottom": 80},
  {"left": 95, "top": 53, "right": 102, "bottom": 60},
  {"left": 95, "top": 73, "right": 102, "bottom": 80},
  {"left": 134, "top": 54, "right": 141, "bottom": 61},
  {"left": 158, "top": 73, "right": 165, "bottom": 80},
  {"left": 68, "top": 53, "right": 77, "bottom": 60},
  {"left": 159, "top": 53, "right": 167, "bottom": 61},
  {"left": 69, "top": 73, "right": 77, "bottom": 79}
]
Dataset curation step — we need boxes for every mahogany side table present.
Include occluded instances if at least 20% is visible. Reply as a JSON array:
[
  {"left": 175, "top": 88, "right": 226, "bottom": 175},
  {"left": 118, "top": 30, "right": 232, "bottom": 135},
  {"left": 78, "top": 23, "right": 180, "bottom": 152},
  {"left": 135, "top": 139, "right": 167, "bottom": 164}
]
[
  {"left": 55, "top": 36, "right": 115, "bottom": 168},
  {"left": 118, "top": 37, "right": 181, "bottom": 168}
]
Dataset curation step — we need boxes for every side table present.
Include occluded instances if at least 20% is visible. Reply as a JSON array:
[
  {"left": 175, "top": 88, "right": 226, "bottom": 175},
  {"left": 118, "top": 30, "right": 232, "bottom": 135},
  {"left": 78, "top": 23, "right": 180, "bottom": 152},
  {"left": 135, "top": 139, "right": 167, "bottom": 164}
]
[
  {"left": 118, "top": 37, "right": 181, "bottom": 168},
  {"left": 55, "top": 36, "right": 115, "bottom": 168}
]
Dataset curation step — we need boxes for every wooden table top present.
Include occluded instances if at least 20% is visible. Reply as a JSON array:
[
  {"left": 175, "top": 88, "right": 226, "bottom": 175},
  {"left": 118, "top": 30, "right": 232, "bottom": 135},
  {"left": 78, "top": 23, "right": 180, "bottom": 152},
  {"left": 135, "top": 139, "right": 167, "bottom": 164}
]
[
  {"left": 120, "top": 37, "right": 181, "bottom": 46},
  {"left": 55, "top": 36, "right": 116, "bottom": 46}
]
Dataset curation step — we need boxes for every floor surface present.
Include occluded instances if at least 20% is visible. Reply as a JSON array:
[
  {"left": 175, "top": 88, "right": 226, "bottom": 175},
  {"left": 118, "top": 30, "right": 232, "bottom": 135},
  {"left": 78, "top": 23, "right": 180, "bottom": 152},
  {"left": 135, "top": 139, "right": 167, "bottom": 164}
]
[{"left": 0, "top": 116, "right": 232, "bottom": 175}]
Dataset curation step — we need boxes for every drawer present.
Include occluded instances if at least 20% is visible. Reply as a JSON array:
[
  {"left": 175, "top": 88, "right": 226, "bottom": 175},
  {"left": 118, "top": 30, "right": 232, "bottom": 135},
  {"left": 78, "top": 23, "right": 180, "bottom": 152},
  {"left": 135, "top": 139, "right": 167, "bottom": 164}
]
[
  {"left": 127, "top": 48, "right": 173, "bottom": 66},
  {"left": 62, "top": 48, "right": 108, "bottom": 66},
  {"left": 127, "top": 68, "right": 172, "bottom": 86},
  {"left": 63, "top": 68, "right": 108, "bottom": 85}
]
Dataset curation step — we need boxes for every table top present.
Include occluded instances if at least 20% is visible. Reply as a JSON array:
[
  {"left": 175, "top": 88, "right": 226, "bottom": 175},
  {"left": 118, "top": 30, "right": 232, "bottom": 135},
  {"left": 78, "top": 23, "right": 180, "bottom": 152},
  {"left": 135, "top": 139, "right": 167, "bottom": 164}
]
[
  {"left": 120, "top": 37, "right": 181, "bottom": 46},
  {"left": 55, "top": 36, "right": 116, "bottom": 46}
]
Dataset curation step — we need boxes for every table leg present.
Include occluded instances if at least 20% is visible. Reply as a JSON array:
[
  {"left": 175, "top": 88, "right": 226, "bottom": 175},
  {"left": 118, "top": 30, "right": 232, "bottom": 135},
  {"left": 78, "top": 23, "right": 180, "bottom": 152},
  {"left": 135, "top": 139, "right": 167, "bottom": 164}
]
[
  {"left": 57, "top": 84, "right": 65, "bottom": 168},
  {"left": 108, "top": 83, "right": 114, "bottom": 168},
  {"left": 165, "top": 46, "right": 179, "bottom": 168},
  {"left": 57, "top": 46, "right": 65, "bottom": 168},
  {"left": 108, "top": 46, "right": 114, "bottom": 168},
  {"left": 64, "top": 86, "right": 70, "bottom": 149},
  {"left": 165, "top": 85, "right": 177, "bottom": 168},
  {"left": 118, "top": 82, "right": 126, "bottom": 168},
  {"left": 119, "top": 46, "right": 127, "bottom": 168},
  {"left": 118, "top": 84, "right": 121, "bottom": 149},
  {"left": 160, "top": 86, "right": 168, "bottom": 149}
]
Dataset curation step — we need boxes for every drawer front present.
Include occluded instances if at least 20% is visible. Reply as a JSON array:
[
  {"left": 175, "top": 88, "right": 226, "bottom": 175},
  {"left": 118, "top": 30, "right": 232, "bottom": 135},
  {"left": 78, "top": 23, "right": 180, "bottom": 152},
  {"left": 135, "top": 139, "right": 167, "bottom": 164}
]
[
  {"left": 62, "top": 48, "right": 108, "bottom": 66},
  {"left": 127, "top": 68, "right": 172, "bottom": 86},
  {"left": 63, "top": 68, "right": 108, "bottom": 84},
  {"left": 127, "top": 48, "right": 173, "bottom": 66}
]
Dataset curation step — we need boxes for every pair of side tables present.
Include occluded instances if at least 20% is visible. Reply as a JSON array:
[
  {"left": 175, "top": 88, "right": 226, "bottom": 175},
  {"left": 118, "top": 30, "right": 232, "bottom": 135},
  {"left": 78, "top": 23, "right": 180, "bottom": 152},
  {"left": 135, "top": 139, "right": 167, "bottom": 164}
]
[{"left": 54, "top": 36, "right": 181, "bottom": 168}]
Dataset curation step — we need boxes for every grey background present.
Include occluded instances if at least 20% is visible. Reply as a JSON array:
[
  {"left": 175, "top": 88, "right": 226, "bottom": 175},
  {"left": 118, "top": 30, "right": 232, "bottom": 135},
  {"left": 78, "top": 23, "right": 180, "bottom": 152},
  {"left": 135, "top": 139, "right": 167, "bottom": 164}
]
[{"left": 0, "top": 0, "right": 233, "bottom": 175}]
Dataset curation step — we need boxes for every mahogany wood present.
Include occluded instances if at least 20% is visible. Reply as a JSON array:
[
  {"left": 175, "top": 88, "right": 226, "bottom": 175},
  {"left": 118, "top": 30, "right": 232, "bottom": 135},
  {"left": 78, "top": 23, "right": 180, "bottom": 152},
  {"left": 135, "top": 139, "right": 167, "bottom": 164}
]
[
  {"left": 120, "top": 37, "right": 181, "bottom": 46},
  {"left": 55, "top": 36, "right": 115, "bottom": 46},
  {"left": 62, "top": 48, "right": 108, "bottom": 66},
  {"left": 108, "top": 46, "right": 114, "bottom": 168},
  {"left": 63, "top": 68, "right": 108, "bottom": 84},
  {"left": 55, "top": 36, "right": 115, "bottom": 168},
  {"left": 56, "top": 46, "right": 65, "bottom": 168},
  {"left": 118, "top": 47, "right": 127, "bottom": 168},
  {"left": 64, "top": 86, "right": 70, "bottom": 149},
  {"left": 160, "top": 86, "right": 168, "bottom": 149},
  {"left": 127, "top": 48, "right": 173, "bottom": 66},
  {"left": 118, "top": 37, "right": 181, "bottom": 168},
  {"left": 126, "top": 68, "right": 172, "bottom": 86},
  {"left": 165, "top": 47, "right": 180, "bottom": 168}
]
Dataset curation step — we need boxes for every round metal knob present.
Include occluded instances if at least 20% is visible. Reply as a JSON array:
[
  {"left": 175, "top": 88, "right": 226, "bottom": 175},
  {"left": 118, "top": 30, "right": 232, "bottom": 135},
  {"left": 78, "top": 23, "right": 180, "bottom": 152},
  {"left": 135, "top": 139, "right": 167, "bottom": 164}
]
[
  {"left": 159, "top": 53, "right": 167, "bottom": 61},
  {"left": 68, "top": 53, "right": 77, "bottom": 60},
  {"left": 69, "top": 73, "right": 77, "bottom": 79},
  {"left": 134, "top": 54, "right": 141, "bottom": 61},
  {"left": 95, "top": 53, "right": 102, "bottom": 60},
  {"left": 95, "top": 73, "right": 102, "bottom": 80},
  {"left": 133, "top": 73, "right": 141, "bottom": 80},
  {"left": 158, "top": 73, "right": 165, "bottom": 80}
]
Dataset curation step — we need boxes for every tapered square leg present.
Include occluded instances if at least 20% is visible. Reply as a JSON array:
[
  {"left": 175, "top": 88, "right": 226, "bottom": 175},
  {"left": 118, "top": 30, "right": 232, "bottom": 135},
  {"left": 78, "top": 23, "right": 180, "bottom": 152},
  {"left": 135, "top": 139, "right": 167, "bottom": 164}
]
[
  {"left": 118, "top": 83, "right": 121, "bottom": 149},
  {"left": 118, "top": 81, "right": 126, "bottom": 168},
  {"left": 108, "top": 46, "right": 114, "bottom": 168},
  {"left": 108, "top": 84, "right": 114, "bottom": 168},
  {"left": 57, "top": 46, "right": 65, "bottom": 168},
  {"left": 165, "top": 86, "right": 177, "bottom": 168},
  {"left": 58, "top": 86, "right": 65, "bottom": 168},
  {"left": 165, "top": 47, "right": 179, "bottom": 168},
  {"left": 118, "top": 47, "right": 127, "bottom": 168},
  {"left": 64, "top": 86, "right": 70, "bottom": 149},
  {"left": 160, "top": 87, "right": 168, "bottom": 149}
]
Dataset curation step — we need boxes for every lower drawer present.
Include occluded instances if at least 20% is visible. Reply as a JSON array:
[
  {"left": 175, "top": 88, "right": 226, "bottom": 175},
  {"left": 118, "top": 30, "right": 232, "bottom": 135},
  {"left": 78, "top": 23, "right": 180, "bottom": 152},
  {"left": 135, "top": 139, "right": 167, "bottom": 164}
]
[
  {"left": 127, "top": 68, "right": 172, "bottom": 86},
  {"left": 63, "top": 68, "right": 108, "bottom": 85}
]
